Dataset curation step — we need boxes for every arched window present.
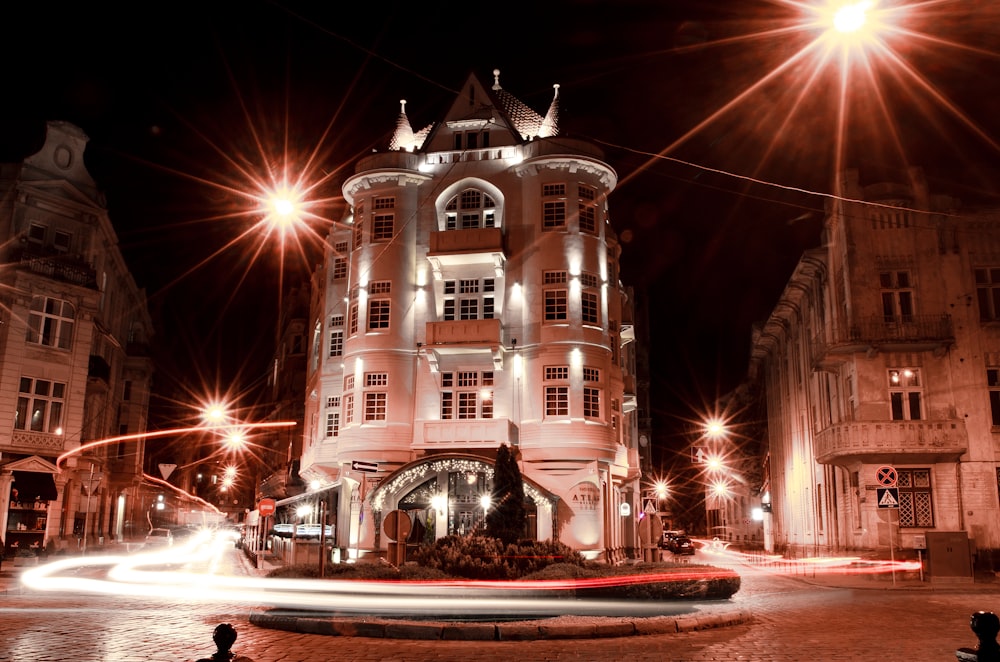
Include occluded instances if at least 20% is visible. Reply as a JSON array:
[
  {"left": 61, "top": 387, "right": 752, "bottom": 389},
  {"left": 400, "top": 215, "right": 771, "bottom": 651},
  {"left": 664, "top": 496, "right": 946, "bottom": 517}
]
[
  {"left": 444, "top": 189, "right": 497, "bottom": 230},
  {"left": 26, "top": 296, "right": 75, "bottom": 349}
]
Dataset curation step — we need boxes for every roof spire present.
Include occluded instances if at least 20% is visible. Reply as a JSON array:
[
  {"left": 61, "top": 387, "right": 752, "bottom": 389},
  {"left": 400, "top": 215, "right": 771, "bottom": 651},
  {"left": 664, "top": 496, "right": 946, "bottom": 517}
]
[
  {"left": 389, "top": 98, "right": 415, "bottom": 152},
  {"left": 492, "top": 68, "right": 501, "bottom": 90},
  {"left": 539, "top": 83, "right": 560, "bottom": 138}
]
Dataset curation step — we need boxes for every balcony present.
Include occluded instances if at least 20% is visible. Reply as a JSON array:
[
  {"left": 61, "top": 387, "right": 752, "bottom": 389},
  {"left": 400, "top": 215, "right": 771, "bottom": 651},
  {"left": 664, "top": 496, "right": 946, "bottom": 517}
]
[
  {"left": 14, "top": 246, "right": 97, "bottom": 288},
  {"left": 812, "top": 314, "right": 954, "bottom": 368},
  {"left": 814, "top": 419, "right": 967, "bottom": 465},
  {"left": 427, "top": 228, "right": 505, "bottom": 275},
  {"left": 416, "top": 418, "right": 518, "bottom": 449},
  {"left": 424, "top": 318, "right": 503, "bottom": 370}
]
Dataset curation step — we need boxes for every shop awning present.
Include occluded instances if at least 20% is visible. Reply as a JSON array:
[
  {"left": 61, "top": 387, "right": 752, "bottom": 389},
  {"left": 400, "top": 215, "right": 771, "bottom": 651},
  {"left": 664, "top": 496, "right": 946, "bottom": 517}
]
[
  {"left": 275, "top": 481, "right": 340, "bottom": 508},
  {"left": 12, "top": 470, "right": 58, "bottom": 502}
]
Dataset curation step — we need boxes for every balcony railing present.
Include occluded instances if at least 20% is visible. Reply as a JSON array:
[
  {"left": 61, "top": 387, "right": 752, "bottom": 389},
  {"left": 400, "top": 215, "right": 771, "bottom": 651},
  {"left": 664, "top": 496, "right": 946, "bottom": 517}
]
[
  {"left": 14, "top": 246, "right": 97, "bottom": 288},
  {"left": 417, "top": 418, "right": 518, "bottom": 449},
  {"left": 428, "top": 228, "right": 504, "bottom": 257},
  {"left": 812, "top": 314, "right": 953, "bottom": 366},
  {"left": 426, "top": 318, "right": 502, "bottom": 346},
  {"left": 814, "top": 418, "right": 967, "bottom": 464}
]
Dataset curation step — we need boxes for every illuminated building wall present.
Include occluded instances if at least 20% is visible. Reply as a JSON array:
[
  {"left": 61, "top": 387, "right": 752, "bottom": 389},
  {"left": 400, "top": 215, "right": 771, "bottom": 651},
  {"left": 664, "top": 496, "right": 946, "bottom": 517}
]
[
  {"left": 751, "top": 167, "right": 1000, "bottom": 567},
  {"left": 299, "top": 71, "right": 644, "bottom": 560},
  {"left": 0, "top": 121, "right": 154, "bottom": 556}
]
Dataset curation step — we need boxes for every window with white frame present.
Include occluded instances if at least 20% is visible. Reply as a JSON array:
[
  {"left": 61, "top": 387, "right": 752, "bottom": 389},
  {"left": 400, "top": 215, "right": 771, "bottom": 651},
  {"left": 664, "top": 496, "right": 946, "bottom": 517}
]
[
  {"left": 544, "top": 365, "right": 569, "bottom": 417},
  {"left": 880, "top": 270, "right": 914, "bottom": 323},
  {"left": 582, "top": 290, "right": 599, "bottom": 325},
  {"left": 349, "top": 303, "right": 359, "bottom": 335},
  {"left": 343, "top": 393, "right": 354, "bottom": 426},
  {"left": 542, "top": 183, "right": 566, "bottom": 230},
  {"left": 544, "top": 289, "right": 568, "bottom": 321},
  {"left": 369, "top": 280, "right": 391, "bottom": 295},
  {"left": 368, "top": 299, "right": 390, "bottom": 330},
  {"left": 442, "top": 278, "right": 494, "bottom": 320},
  {"left": 897, "top": 468, "right": 934, "bottom": 527},
  {"left": 440, "top": 371, "right": 494, "bottom": 420},
  {"left": 15, "top": 377, "right": 65, "bottom": 433},
  {"left": 353, "top": 201, "right": 365, "bottom": 249},
  {"left": 583, "top": 367, "right": 601, "bottom": 420},
  {"left": 445, "top": 189, "right": 497, "bottom": 230},
  {"left": 976, "top": 268, "right": 1000, "bottom": 321},
  {"left": 889, "top": 369, "right": 922, "bottom": 420},
  {"left": 329, "top": 329, "right": 343, "bottom": 358},
  {"left": 26, "top": 296, "right": 75, "bottom": 349},
  {"left": 326, "top": 396, "right": 340, "bottom": 437},
  {"left": 578, "top": 184, "right": 598, "bottom": 234},
  {"left": 372, "top": 213, "right": 394, "bottom": 241},
  {"left": 332, "top": 257, "right": 347, "bottom": 280},
  {"left": 27, "top": 223, "right": 46, "bottom": 244},
  {"left": 364, "top": 373, "right": 388, "bottom": 421},
  {"left": 54, "top": 230, "right": 71, "bottom": 252}
]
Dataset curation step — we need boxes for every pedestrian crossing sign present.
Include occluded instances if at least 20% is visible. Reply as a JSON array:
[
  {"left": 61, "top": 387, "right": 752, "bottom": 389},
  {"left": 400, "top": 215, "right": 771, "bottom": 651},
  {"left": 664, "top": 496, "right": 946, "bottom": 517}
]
[{"left": 876, "top": 487, "right": 899, "bottom": 509}]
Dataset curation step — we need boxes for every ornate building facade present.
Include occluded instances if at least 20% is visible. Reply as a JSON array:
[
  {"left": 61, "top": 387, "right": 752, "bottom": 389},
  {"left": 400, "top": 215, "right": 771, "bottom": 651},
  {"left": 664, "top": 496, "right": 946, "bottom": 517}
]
[
  {"left": 751, "top": 167, "right": 1000, "bottom": 571},
  {"left": 0, "top": 122, "right": 154, "bottom": 558},
  {"left": 293, "top": 71, "right": 644, "bottom": 560}
]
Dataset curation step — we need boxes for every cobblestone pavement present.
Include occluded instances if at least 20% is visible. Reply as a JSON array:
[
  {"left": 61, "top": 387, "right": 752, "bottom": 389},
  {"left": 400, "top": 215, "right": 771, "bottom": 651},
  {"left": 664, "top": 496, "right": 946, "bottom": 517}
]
[{"left": 0, "top": 549, "right": 996, "bottom": 661}]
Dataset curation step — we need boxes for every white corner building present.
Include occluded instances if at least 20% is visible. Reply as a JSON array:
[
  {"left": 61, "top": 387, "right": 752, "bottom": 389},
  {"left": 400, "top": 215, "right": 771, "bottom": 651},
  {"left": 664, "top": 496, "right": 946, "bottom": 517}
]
[{"left": 294, "top": 70, "right": 643, "bottom": 560}]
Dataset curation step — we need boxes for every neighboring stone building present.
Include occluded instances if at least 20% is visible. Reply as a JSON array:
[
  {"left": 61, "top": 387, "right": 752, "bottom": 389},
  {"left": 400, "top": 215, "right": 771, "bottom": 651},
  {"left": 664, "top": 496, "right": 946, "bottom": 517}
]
[
  {"left": 0, "top": 122, "right": 154, "bottom": 556},
  {"left": 750, "top": 166, "right": 1000, "bottom": 572},
  {"left": 289, "top": 70, "right": 644, "bottom": 560}
]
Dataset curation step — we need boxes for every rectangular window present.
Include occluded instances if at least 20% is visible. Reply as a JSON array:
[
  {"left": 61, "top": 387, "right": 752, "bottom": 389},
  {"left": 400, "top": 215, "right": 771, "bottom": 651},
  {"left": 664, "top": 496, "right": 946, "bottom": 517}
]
[
  {"left": 343, "top": 394, "right": 354, "bottom": 425},
  {"left": 542, "top": 183, "right": 566, "bottom": 196},
  {"left": 372, "top": 213, "right": 394, "bottom": 241},
  {"left": 345, "top": 375, "right": 355, "bottom": 391},
  {"left": 990, "top": 368, "right": 1000, "bottom": 426},
  {"left": 584, "top": 387, "right": 601, "bottom": 419},
  {"left": 880, "top": 271, "right": 914, "bottom": 322},
  {"left": 580, "top": 272, "right": 599, "bottom": 289},
  {"left": 328, "top": 330, "right": 343, "bottom": 357},
  {"left": 578, "top": 204, "right": 597, "bottom": 234},
  {"left": 582, "top": 291, "right": 599, "bottom": 325},
  {"left": 335, "top": 241, "right": 349, "bottom": 254},
  {"left": 53, "top": 230, "right": 71, "bottom": 252},
  {"left": 353, "top": 219, "right": 364, "bottom": 250},
  {"left": 332, "top": 257, "right": 347, "bottom": 280},
  {"left": 366, "top": 372, "right": 388, "bottom": 387},
  {"left": 27, "top": 296, "right": 75, "bottom": 349},
  {"left": 545, "top": 290, "right": 568, "bottom": 321},
  {"left": 459, "top": 279, "right": 479, "bottom": 294},
  {"left": 325, "top": 399, "right": 340, "bottom": 437},
  {"left": 545, "top": 386, "right": 569, "bottom": 417},
  {"left": 369, "top": 281, "right": 391, "bottom": 295},
  {"left": 440, "top": 371, "right": 492, "bottom": 419},
  {"left": 443, "top": 279, "right": 493, "bottom": 321},
  {"left": 578, "top": 184, "right": 596, "bottom": 201},
  {"left": 459, "top": 299, "right": 479, "bottom": 320},
  {"left": 15, "top": 377, "right": 66, "bottom": 433},
  {"left": 889, "top": 369, "right": 922, "bottom": 420},
  {"left": 897, "top": 468, "right": 934, "bottom": 527},
  {"left": 28, "top": 223, "right": 46, "bottom": 244},
  {"left": 542, "top": 201, "right": 566, "bottom": 230},
  {"left": 544, "top": 270, "right": 568, "bottom": 284},
  {"left": 330, "top": 315, "right": 344, "bottom": 327},
  {"left": 365, "top": 392, "right": 387, "bottom": 421},
  {"left": 368, "top": 300, "right": 390, "bottom": 330},
  {"left": 373, "top": 196, "right": 394, "bottom": 210},
  {"left": 349, "top": 303, "right": 359, "bottom": 335},
  {"left": 583, "top": 367, "right": 600, "bottom": 382},
  {"left": 545, "top": 366, "right": 569, "bottom": 381},
  {"left": 976, "top": 268, "right": 1000, "bottom": 321}
]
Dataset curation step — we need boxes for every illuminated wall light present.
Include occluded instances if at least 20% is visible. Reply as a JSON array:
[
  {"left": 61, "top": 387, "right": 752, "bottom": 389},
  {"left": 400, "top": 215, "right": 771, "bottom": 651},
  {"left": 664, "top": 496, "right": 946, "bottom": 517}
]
[
  {"left": 570, "top": 347, "right": 583, "bottom": 368},
  {"left": 512, "top": 353, "right": 523, "bottom": 379},
  {"left": 354, "top": 358, "right": 364, "bottom": 382},
  {"left": 511, "top": 282, "right": 522, "bottom": 302}
]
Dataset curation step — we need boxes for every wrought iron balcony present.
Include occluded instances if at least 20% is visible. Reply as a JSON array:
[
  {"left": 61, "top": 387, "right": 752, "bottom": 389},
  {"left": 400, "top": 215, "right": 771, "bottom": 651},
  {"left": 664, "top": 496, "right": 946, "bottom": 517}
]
[
  {"left": 815, "top": 418, "right": 967, "bottom": 464},
  {"left": 14, "top": 246, "right": 97, "bottom": 288}
]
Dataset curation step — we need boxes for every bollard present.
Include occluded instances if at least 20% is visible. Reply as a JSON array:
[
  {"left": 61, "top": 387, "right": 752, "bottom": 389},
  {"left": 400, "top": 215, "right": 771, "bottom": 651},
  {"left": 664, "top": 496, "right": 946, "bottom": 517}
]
[
  {"left": 956, "top": 611, "right": 1000, "bottom": 662},
  {"left": 194, "top": 623, "right": 255, "bottom": 662}
]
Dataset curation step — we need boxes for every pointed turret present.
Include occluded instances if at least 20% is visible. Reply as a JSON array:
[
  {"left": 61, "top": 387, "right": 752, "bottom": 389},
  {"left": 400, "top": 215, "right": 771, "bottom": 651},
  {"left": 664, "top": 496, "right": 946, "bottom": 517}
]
[
  {"left": 539, "top": 83, "right": 560, "bottom": 138},
  {"left": 388, "top": 99, "right": 416, "bottom": 152}
]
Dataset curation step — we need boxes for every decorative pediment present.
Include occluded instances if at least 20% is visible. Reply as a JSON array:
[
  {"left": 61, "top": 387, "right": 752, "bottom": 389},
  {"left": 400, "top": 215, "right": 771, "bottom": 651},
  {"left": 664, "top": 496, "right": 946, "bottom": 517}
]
[{"left": 2, "top": 455, "right": 59, "bottom": 475}]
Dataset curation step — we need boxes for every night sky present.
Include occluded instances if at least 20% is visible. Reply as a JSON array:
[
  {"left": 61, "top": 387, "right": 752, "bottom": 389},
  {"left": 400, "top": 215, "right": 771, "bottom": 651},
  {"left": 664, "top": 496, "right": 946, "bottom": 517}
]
[{"left": 4, "top": 1, "right": 1000, "bottom": 456}]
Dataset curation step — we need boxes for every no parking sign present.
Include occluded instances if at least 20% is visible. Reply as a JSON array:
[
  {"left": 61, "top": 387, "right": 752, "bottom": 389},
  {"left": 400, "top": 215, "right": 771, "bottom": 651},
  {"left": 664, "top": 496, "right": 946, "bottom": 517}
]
[{"left": 876, "top": 466, "right": 898, "bottom": 487}]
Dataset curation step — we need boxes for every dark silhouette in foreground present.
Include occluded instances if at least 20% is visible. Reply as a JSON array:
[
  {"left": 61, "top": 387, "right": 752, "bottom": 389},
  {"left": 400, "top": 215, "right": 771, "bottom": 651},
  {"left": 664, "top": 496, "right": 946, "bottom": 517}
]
[
  {"left": 957, "top": 611, "right": 1000, "bottom": 662},
  {"left": 194, "top": 623, "right": 254, "bottom": 662}
]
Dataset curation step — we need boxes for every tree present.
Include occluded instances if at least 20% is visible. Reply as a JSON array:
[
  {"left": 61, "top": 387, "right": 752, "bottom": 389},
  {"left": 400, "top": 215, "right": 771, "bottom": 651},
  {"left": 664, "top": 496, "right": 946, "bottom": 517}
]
[{"left": 485, "top": 444, "right": 526, "bottom": 545}]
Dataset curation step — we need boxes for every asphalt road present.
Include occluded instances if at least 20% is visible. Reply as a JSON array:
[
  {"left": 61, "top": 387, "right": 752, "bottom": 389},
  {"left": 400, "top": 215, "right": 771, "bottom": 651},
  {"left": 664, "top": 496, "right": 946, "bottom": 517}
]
[{"left": 0, "top": 548, "right": 994, "bottom": 661}]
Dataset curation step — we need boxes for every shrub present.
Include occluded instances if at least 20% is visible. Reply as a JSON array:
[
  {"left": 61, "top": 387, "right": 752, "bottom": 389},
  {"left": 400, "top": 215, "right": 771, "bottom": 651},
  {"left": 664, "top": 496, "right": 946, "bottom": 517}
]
[{"left": 411, "top": 535, "right": 585, "bottom": 580}]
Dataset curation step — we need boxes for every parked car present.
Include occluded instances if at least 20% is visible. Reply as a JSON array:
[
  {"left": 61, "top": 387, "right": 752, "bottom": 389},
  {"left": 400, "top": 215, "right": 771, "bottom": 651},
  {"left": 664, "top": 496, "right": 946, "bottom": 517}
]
[
  {"left": 668, "top": 535, "right": 696, "bottom": 555},
  {"left": 144, "top": 528, "right": 173, "bottom": 547},
  {"left": 660, "top": 530, "right": 685, "bottom": 550}
]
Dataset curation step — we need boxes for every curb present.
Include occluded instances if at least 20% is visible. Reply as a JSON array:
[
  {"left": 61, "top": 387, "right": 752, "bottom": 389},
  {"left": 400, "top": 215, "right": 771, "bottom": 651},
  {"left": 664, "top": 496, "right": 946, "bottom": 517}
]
[{"left": 248, "top": 606, "right": 753, "bottom": 641}]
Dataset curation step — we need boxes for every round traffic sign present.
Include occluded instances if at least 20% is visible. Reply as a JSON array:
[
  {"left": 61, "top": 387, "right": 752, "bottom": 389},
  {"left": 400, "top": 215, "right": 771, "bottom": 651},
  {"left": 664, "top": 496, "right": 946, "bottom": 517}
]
[
  {"left": 258, "top": 498, "right": 276, "bottom": 516},
  {"left": 876, "top": 466, "right": 897, "bottom": 487}
]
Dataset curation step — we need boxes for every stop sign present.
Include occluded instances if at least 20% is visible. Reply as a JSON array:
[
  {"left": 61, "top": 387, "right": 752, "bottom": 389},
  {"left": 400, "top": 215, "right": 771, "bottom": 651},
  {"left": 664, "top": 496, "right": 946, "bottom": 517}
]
[{"left": 258, "top": 498, "right": 276, "bottom": 516}]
